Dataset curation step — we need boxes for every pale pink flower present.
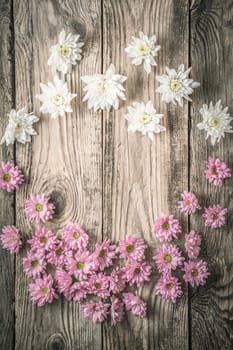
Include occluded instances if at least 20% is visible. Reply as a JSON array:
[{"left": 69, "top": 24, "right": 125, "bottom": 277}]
[
  {"left": 122, "top": 292, "right": 146, "bottom": 318},
  {"left": 68, "top": 281, "right": 88, "bottom": 302},
  {"left": 118, "top": 235, "right": 146, "bottom": 261},
  {"left": 23, "top": 251, "right": 47, "bottom": 278},
  {"left": 109, "top": 268, "right": 126, "bottom": 294},
  {"left": 55, "top": 268, "right": 73, "bottom": 294},
  {"left": 153, "top": 215, "right": 182, "bottom": 242},
  {"left": 87, "top": 273, "right": 110, "bottom": 298},
  {"left": 28, "top": 227, "right": 56, "bottom": 252},
  {"left": 205, "top": 157, "right": 231, "bottom": 186},
  {"left": 66, "top": 251, "right": 96, "bottom": 280},
  {"left": 29, "top": 275, "right": 58, "bottom": 307},
  {"left": 178, "top": 191, "right": 201, "bottom": 215},
  {"left": 93, "top": 239, "right": 117, "bottom": 270},
  {"left": 0, "top": 225, "right": 22, "bottom": 254},
  {"left": 123, "top": 262, "right": 152, "bottom": 287},
  {"left": 155, "top": 274, "right": 183, "bottom": 303},
  {"left": 25, "top": 194, "right": 55, "bottom": 224},
  {"left": 0, "top": 161, "right": 24, "bottom": 192},
  {"left": 82, "top": 301, "right": 109, "bottom": 322},
  {"left": 183, "top": 260, "right": 210, "bottom": 287},
  {"left": 185, "top": 230, "right": 202, "bottom": 259},
  {"left": 61, "top": 223, "right": 89, "bottom": 251},
  {"left": 203, "top": 205, "right": 227, "bottom": 228},
  {"left": 153, "top": 244, "right": 184, "bottom": 273},
  {"left": 110, "top": 296, "right": 124, "bottom": 326},
  {"left": 46, "top": 239, "right": 68, "bottom": 266}
]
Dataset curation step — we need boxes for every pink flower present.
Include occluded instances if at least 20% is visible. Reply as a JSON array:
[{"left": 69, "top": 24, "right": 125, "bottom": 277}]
[
  {"left": 185, "top": 230, "right": 202, "bottom": 259},
  {"left": 46, "top": 239, "right": 68, "bottom": 266},
  {"left": 203, "top": 205, "right": 227, "bottom": 228},
  {"left": 0, "top": 161, "right": 24, "bottom": 192},
  {"left": 25, "top": 194, "right": 55, "bottom": 224},
  {"left": 82, "top": 301, "right": 109, "bottom": 322},
  {"left": 153, "top": 215, "right": 182, "bottom": 242},
  {"left": 29, "top": 275, "right": 58, "bottom": 307},
  {"left": 110, "top": 296, "right": 124, "bottom": 326},
  {"left": 55, "top": 268, "right": 73, "bottom": 294},
  {"left": 122, "top": 292, "right": 146, "bottom": 318},
  {"left": 87, "top": 273, "right": 109, "bottom": 298},
  {"left": 68, "top": 281, "right": 88, "bottom": 302},
  {"left": 23, "top": 251, "right": 47, "bottom": 278},
  {"left": 155, "top": 274, "right": 183, "bottom": 303},
  {"left": 123, "top": 262, "right": 152, "bottom": 287},
  {"left": 93, "top": 239, "right": 117, "bottom": 270},
  {"left": 0, "top": 225, "right": 22, "bottom": 254},
  {"left": 28, "top": 227, "right": 56, "bottom": 253},
  {"left": 178, "top": 191, "right": 201, "bottom": 215},
  {"left": 205, "top": 157, "right": 231, "bottom": 186},
  {"left": 109, "top": 268, "right": 126, "bottom": 294},
  {"left": 66, "top": 251, "right": 96, "bottom": 280},
  {"left": 153, "top": 244, "right": 184, "bottom": 273},
  {"left": 61, "top": 223, "right": 89, "bottom": 251},
  {"left": 183, "top": 260, "right": 210, "bottom": 287},
  {"left": 118, "top": 235, "right": 146, "bottom": 261}
]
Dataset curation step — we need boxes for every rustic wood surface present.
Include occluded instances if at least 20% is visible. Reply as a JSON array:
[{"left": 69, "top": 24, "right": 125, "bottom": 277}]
[{"left": 0, "top": 0, "right": 232, "bottom": 349}]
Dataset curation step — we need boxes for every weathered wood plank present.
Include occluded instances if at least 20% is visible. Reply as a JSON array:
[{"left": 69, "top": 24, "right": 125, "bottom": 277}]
[
  {"left": 0, "top": 0, "right": 15, "bottom": 349},
  {"left": 102, "top": 0, "right": 189, "bottom": 349},
  {"left": 14, "top": 0, "right": 102, "bottom": 349},
  {"left": 190, "top": 0, "right": 233, "bottom": 349}
]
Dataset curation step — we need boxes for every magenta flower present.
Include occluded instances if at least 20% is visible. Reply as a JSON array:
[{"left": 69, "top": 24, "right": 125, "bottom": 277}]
[
  {"left": 0, "top": 161, "right": 24, "bottom": 192},
  {"left": 25, "top": 194, "right": 55, "bottom": 224},
  {"left": 29, "top": 275, "right": 58, "bottom": 307},
  {"left": 82, "top": 301, "right": 109, "bottom": 322},
  {"left": 203, "top": 205, "right": 227, "bottom": 228},
  {"left": 205, "top": 157, "right": 231, "bottom": 186},
  {"left": 28, "top": 227, "right": 56, "bottom": 253},
  {"left": 46, "top": 239, "right": 68, "bottom": 266},
  {"left": 153, "top": 244, "right": 184, "bottom": 273},
  {"left": 66, "top": 251, "right": 96, "bottom": 280},
  {"left": 122, "top": 292, "right": 146, "bottom": 318},
  {"left": 87, "top": 273, "right": 110, "bottom": 298},
  {"left": 61, "top": 223, "right": 89, "bottom": 251},
  {"left": 93, "top": 239, "right": 117, "bottom": 270},
  {"left": 178, "top": 191, "right": 201, "bottom": 215},
  {"left": 155, "top": 274, "right": 183, "bottom": 303},
  {"left": 109, "top": 268, "right": 126, "bottom": 294},
  {"left": 123, "top": 262, "right": 152, "bottom": 287},
  {"left": 23, "top": 251, "right": 47, "bottom": 278},
  {"left": 110, "top": 296, "right": 124, "bottom": 326},
  {"left": 185, "top": 230, "right": 202, "bottom": 259},
  {"left": 183, "top": 260, "right": 210, "bottom": 287},
  {"left": 68, "top": 281, "right": 88, "bottom": 302},
  {"left": 153, "top": 215, "right": 182, "bottom": 242},
  {"left": 118, "top": 235, "right": 146, "bottom": 261},
  {"left": 55, "top": 268, "right": 73, "bottom": 294},
  {"left": 0, "top": 225, "right": 22, "bottom": 254}
]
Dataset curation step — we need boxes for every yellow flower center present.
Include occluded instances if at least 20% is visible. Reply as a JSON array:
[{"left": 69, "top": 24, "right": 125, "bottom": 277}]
[
  {"left": 94, "top": 282, "right": 101, "bottom": 289},
  {"left": 73, "top": 232, "right": 80, "bottom": 239},
  {"left": 211, "top": 212, "right": 218, "bottom": 220},
  {"left": 3, "top": 173, "right": 11, "bottom": 182},
  {"left": 35, "top": 203, "right": 44, "bottom": 212},
  {"left": 60, "top": 45, "right": 72, "bottom": 57},
  {"left": 166, "top": 283, "right": 174, "bottom": 290},
  {"left": 53, "top": 94, "right": 64, "bottom": 106},
  {"left": 11, "top": 234, "right": 17, "bottom": 242},
  {"left": 42, "top": 287, "right": 49, "bottom": 295},
  {"left": 138, "top": 44, "right": 150, "bottom": 56},
  {"left": 210, "top": 116, "right": 220, "bottom": 127},
  {"left": 170, "top": 80, "right": 182, "bottom": 91},
  {"left": 164, "top": 254, "right": 172, "bottom": 263},
  {"left": 134, "top": 267, "right": 141, "bottom": 274},
  {"left": 76, "top": 261, "right": 85, "bottom": 270},
  {"left": 141, "top": 113, "right": 152, "bottom": 125},
  {"left": 98, "top": 249, "right": 105, "bottom": 257},
  {"left": 40, "top": 236, "right": 48, "bottom": 244},
  {"left": 126, "top": 244, "right": 134, "bottom": 253},
  {"left": 100, "top": 81, "right": 109, "bottom": 94},
  {"left": 56, "top": 248, "right": 63, "bottom": 256},
  {"left": 212, "top": 166, "right": 218, "bottom": 175},
  {"left": 15, "top": 122, "right": 23, "bottom": 131},
  {"left": 191, "top": 268, "right": 198, "bottom": 277},
  {"left": 31, "top": 260, "right": 39, "bottom": 268},
  {"left": 162, "top": 221, "right": 170, "bottom": 230}
]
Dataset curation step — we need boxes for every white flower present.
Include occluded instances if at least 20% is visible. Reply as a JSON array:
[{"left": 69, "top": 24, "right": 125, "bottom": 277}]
[
  {"left": 36, "top": 76, "right": 77, "bottom": 118},
  {"left": 81, "top": 64, "right": 127, "bottom": 111},
  {"left": 1, "top": 107, "right": 39, "bottom": 146},
  {"left": 48, "top": 29, "right": 84, "bottom": 74},
  {"left": 156, "top": 64, "right": 200, "bottom": 106},
  {"left": 125, "top": 101, "right": 166, "bottom": 140},
  {"left": 197, "top": 100, "right": 233, "bottom": 145},
  {"left": 125, "top": 32, "right": 160, "bottom": 74}
]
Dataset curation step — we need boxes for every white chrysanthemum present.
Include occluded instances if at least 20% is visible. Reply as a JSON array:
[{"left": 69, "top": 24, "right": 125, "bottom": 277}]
[
  {"left": 125, "top": 101, "right": 166, "bottom": 140},
  {"left": 81, "top": 64, "right": 127, "bottom": 111},
  {"left": 48, "top": 29, "right": 84, "bottom": 74},
  {"left": 156, "top": 64, "right": 200, "bottom": 106},
  {"left": 36, "top": 76, "right": 77, "bottom": 118},
  {"left": 197, "top": 100, "right": 233, "bottom": 145},
  {"left": 1, "top": 107, "right": 39, "bottom": 146},
  {"left": 125, "top": 32, "right": 160, "bottom": 74}
]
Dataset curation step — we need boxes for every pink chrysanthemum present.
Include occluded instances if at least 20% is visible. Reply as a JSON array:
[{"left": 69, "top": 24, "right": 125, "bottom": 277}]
[
  {"left": 29, "top": 275, "right": 58, "bottom": 307},
  {"left": 185, "top": 230, "right": 202, "bottom": 259},
  {"left": 109, "top": 268, "right": 126, "bottom": 294},
  {"left": 93, "top": 239, "right": 117, "bottom": 270},
  {"left": 205, "top": 157, "right": 231, "bottom": 186},
  {"left": 0, "top": 161, "right": 24, "bottom": 192},
  {"left": 61, "top": 223, "right": 89, "bottom": 251},
  {"left": 68, "top": 281, "right": 88, "bottom": 302},
  {"left": 87, "top": 273, "right": 110, "bottom": 298},
  {"left": 46, "top": 239, "right": 68, "bottom": 266},
  {"left": 55, "top": 268, "right": 73, "bottom": 294},
  {"left": 153, "top": 244, "right": 184, "bottom": 273},
  {"left": 110, "top": 296, "right": 124, "bottom": 326},
  {"left": 0, "top": 225, "right": 22, "bottom": 254},
  {"left": 28, "top": 227, "right": 56, "bottom": 253},
  {"left": 183, "top": 260, "right": 210, "bottom": 287},
  {"left": 82, "top": 301, "right": 109, "bottom": 322},
  {"left": 122, "top": 292, "right": 146, "bottom": 318},
  {"left": 25, "top": 194, "right": 55, "bottom": 224},
  {"left": 23, "top": 251, "right": 47, "bottom": 278},
  {"left": 153, "top": 215, "right": 182, "bottom": 242},
  {"left": 155, "top": 274, "right": 183, "bottom": 303},
  {"left": 203, "top": 205, "right": 227, "bottom": 228},
  {"left": 118, "top": 235, "right": 147, "bottom": 261},
  {"left": 66, "top": 251, "right": 97, "bottom": 280},
  {"left": 123, "top": 262, "right": 152, "bottom": 287},
  {"left": 178, "top": 191, "right": 201, "bottom": 215}
]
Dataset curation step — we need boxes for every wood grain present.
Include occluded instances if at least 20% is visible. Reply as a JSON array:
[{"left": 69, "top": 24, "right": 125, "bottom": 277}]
[{"left": 190, "top": 0, "right": 233, "bottom": 349}]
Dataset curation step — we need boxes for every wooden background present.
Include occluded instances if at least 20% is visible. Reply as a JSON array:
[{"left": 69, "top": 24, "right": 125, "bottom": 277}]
[{"left": 0, "top": 0, "right": 232, "bottom": 349}]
